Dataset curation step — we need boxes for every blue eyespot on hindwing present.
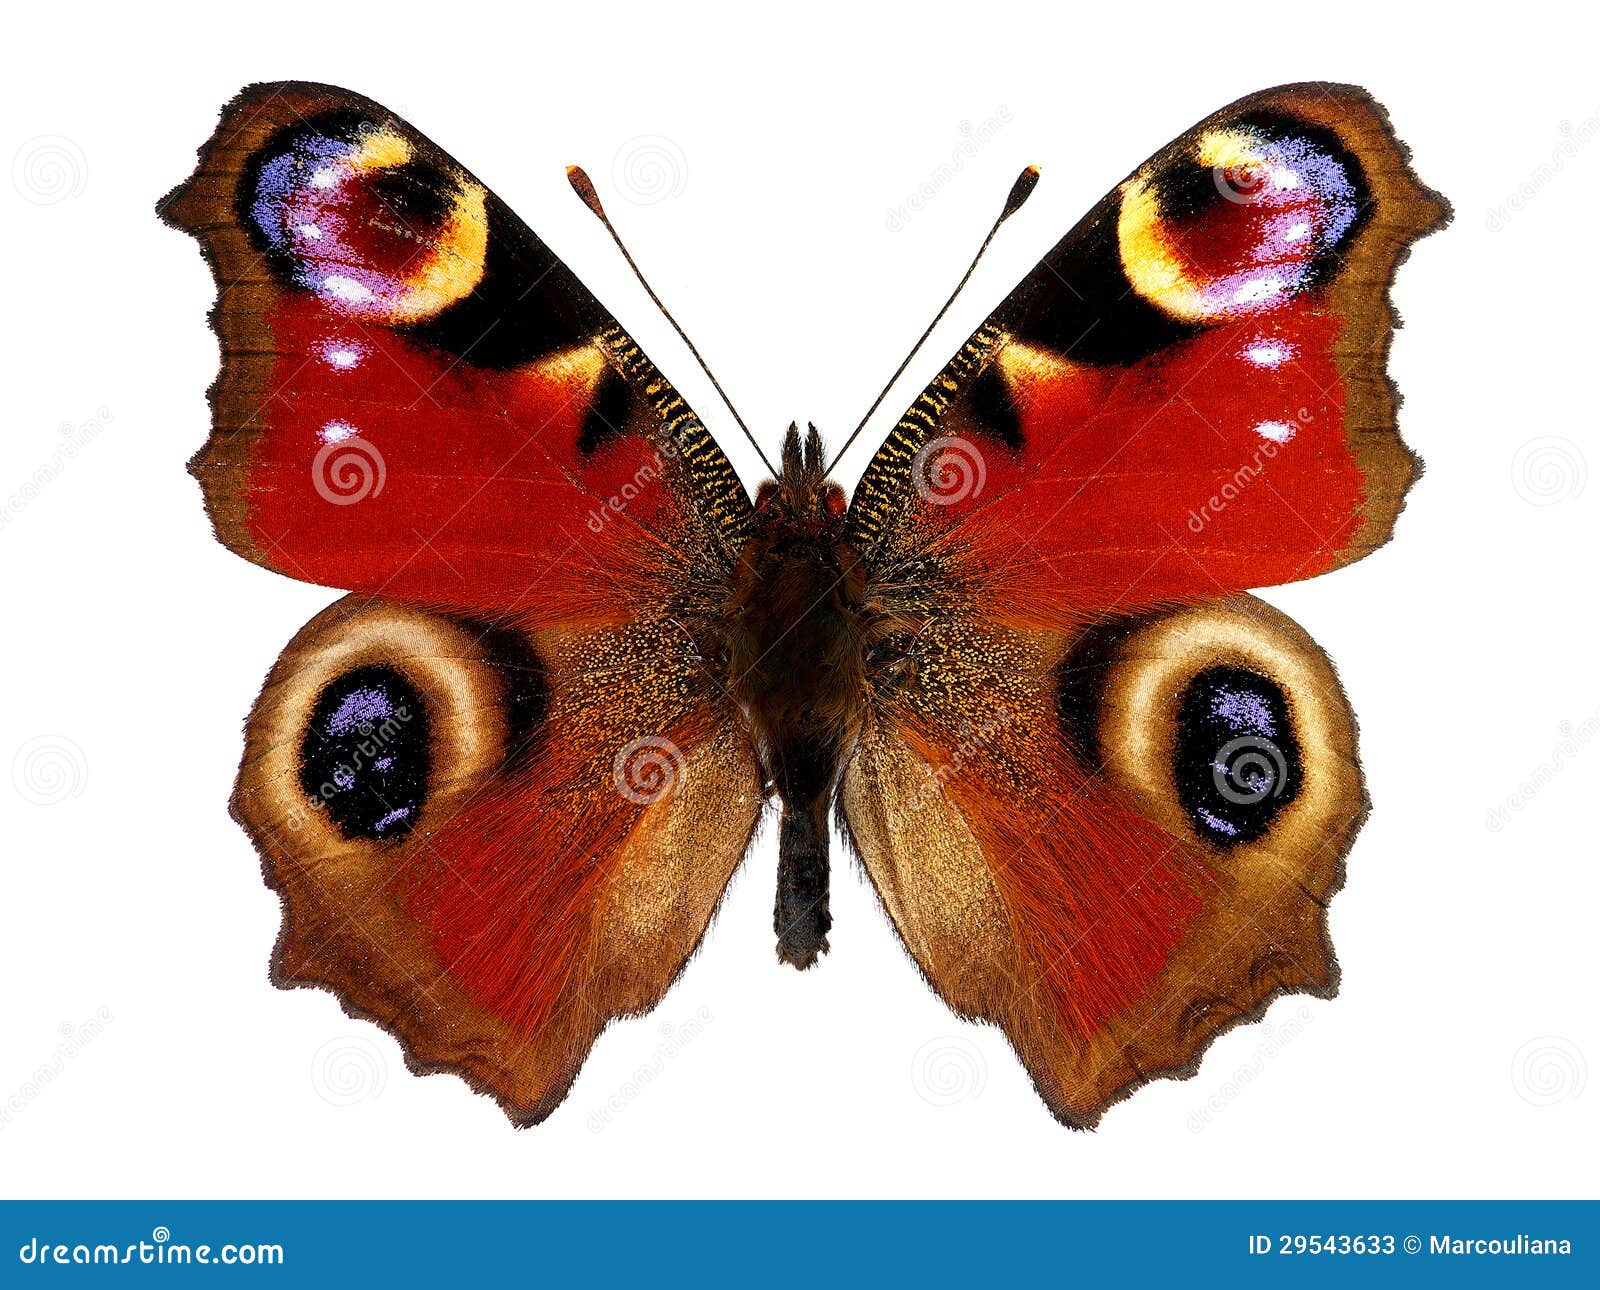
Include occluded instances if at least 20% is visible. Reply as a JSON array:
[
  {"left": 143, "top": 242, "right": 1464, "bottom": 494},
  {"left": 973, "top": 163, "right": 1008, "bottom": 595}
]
[
  {"left": 1174, "top": 665, "right": 1300, "bottom": 846},
  {"left": 298, "top": 665, "right": 431, "bottom": 840}
]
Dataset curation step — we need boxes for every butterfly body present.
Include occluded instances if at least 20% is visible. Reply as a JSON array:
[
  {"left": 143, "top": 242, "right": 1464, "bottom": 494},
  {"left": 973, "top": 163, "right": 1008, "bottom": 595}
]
[
  {"left": 727, "top": 424, "right": 871, "bottom": 965},
  {"left": 162, "top": 82, "right": 1444, "bottom": 1127}
]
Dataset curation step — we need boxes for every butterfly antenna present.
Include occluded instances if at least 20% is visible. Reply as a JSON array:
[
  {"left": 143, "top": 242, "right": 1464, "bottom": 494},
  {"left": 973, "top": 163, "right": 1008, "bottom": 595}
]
[
  {"left": 567, "top": 166, "right": 779, "bottom": 479},
  {"left": 825, "top": 165, "right": 1040, "bottom": 475}
]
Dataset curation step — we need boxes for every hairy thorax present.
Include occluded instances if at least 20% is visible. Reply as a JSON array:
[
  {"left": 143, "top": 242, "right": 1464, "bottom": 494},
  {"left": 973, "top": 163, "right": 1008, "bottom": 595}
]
[{"left": 726, "top": 524, "right": 868, "bottom": 775}]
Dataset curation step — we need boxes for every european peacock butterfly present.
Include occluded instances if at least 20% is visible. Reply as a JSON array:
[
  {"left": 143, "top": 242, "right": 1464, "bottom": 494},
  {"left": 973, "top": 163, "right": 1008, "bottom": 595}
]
[{"left": 159, "top": 81, "right": 1445, "bottom": 1126}]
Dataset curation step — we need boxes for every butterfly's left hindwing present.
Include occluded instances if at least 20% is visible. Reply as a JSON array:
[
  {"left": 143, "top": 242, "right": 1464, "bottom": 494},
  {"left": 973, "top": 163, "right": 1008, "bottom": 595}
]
[
  {"left": 842, "top": 84, "right": 1440, "bottom": 1125},
  {"left": 242, "top": 598, "right": 761, "bottom": 1123},
  {"left": 164, "top": 84, "right": 760, "bottom": 1122}
]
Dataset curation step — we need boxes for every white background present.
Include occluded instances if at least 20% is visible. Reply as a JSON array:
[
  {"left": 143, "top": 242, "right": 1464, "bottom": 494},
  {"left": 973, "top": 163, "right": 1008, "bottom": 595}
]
[{"left": 2, "top": 0, "right": 1595, "bottom": 1199}]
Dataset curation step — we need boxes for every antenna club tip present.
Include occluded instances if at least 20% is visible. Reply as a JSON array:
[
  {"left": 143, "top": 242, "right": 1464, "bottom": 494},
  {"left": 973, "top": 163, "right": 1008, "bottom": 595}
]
[
  {"left": 1002, "top": 165, "right": 1040, "bottom": 220},
  {"left": 566, "top": 165, "right": 606, "bottom": 220}
]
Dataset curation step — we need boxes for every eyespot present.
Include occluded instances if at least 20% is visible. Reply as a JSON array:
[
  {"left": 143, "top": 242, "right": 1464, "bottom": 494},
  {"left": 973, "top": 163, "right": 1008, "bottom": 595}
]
[
  {"left": 242, "top": 113, "right": 488, "bottom": 325},
  {"left": 1058, "top": 596, "right": 1357, "bottom": 858},
  {"left": 299, "top": 666, "right": 431, "bottom": 840},
  {"left": 236, "top": 601, "right": 545, "bottom": 851},
  {"left": 1173, "top": 665, "right": 1300, "bottom": 846},
  {"left": 1116, "top": 112, "right": 1369, "bottom": 323}
]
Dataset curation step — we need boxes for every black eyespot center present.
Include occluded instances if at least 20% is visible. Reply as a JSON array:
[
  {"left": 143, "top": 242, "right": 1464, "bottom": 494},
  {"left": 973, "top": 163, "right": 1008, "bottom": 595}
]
[
  {"left": 1174, "top": 664, "right": 1300, "bottom": 847},
  {"left": 298, "top": 665, "right": 431, "bottom": 841}
]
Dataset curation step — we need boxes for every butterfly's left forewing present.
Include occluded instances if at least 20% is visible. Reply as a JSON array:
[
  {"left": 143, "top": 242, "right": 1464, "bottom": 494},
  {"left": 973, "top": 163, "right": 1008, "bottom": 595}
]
[
  {"left": 161, "top": 81, "right": 749, "bottom": 622},
  {"left": 164, "top": 84, "right": 759, "bottom": 1122},
  {"left": 841, "top": 84, "right": 1443, "bottom": 1125}
]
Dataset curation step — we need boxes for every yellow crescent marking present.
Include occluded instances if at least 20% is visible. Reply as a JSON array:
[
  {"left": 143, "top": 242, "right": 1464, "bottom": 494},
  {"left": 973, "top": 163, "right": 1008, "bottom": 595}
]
[
  {"left": 1195, "top": 127, "right": 1260, "bottom": 172},
  {"left": 352, "top": 128, "right": 414, "bottom": 171},
  {"left": 382, "top": 182, "right": 488, "bottom": 324},
  {"left": 1117, "top": 174, "right": 1209, "bottom": 322},
  {"left": 531, "top": 343, "right": 609, "bottom": 386},
  {"left": 995, "top": 340, "right": 1076, "bottom": 387},
  {"left": 1117, "top": 128, "right": 1270, "bottom": 324},
  {"left": 343, "top": 127, "right": 489, "bottom": 324}
]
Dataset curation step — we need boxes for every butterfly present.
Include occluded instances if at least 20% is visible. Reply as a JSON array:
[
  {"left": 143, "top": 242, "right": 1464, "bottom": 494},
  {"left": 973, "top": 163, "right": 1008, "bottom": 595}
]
[{"left": 160, "top": 81, "right": 1445, "bottom": 1127}]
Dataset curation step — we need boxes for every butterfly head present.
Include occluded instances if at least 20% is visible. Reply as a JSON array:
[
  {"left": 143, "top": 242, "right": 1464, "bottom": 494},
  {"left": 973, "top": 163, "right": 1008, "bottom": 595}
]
[{"left": 754, "top": 422, "right": 847, "bottom": 531}]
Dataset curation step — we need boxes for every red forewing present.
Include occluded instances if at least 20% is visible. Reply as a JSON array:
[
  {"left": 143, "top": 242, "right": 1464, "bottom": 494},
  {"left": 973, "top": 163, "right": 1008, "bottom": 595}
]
[
  {"left": 847, "top": 84, "right": 1447, "bottom": 623},
  {"left": 161, "top": 82, "right": 750, "bottom": 623}
]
